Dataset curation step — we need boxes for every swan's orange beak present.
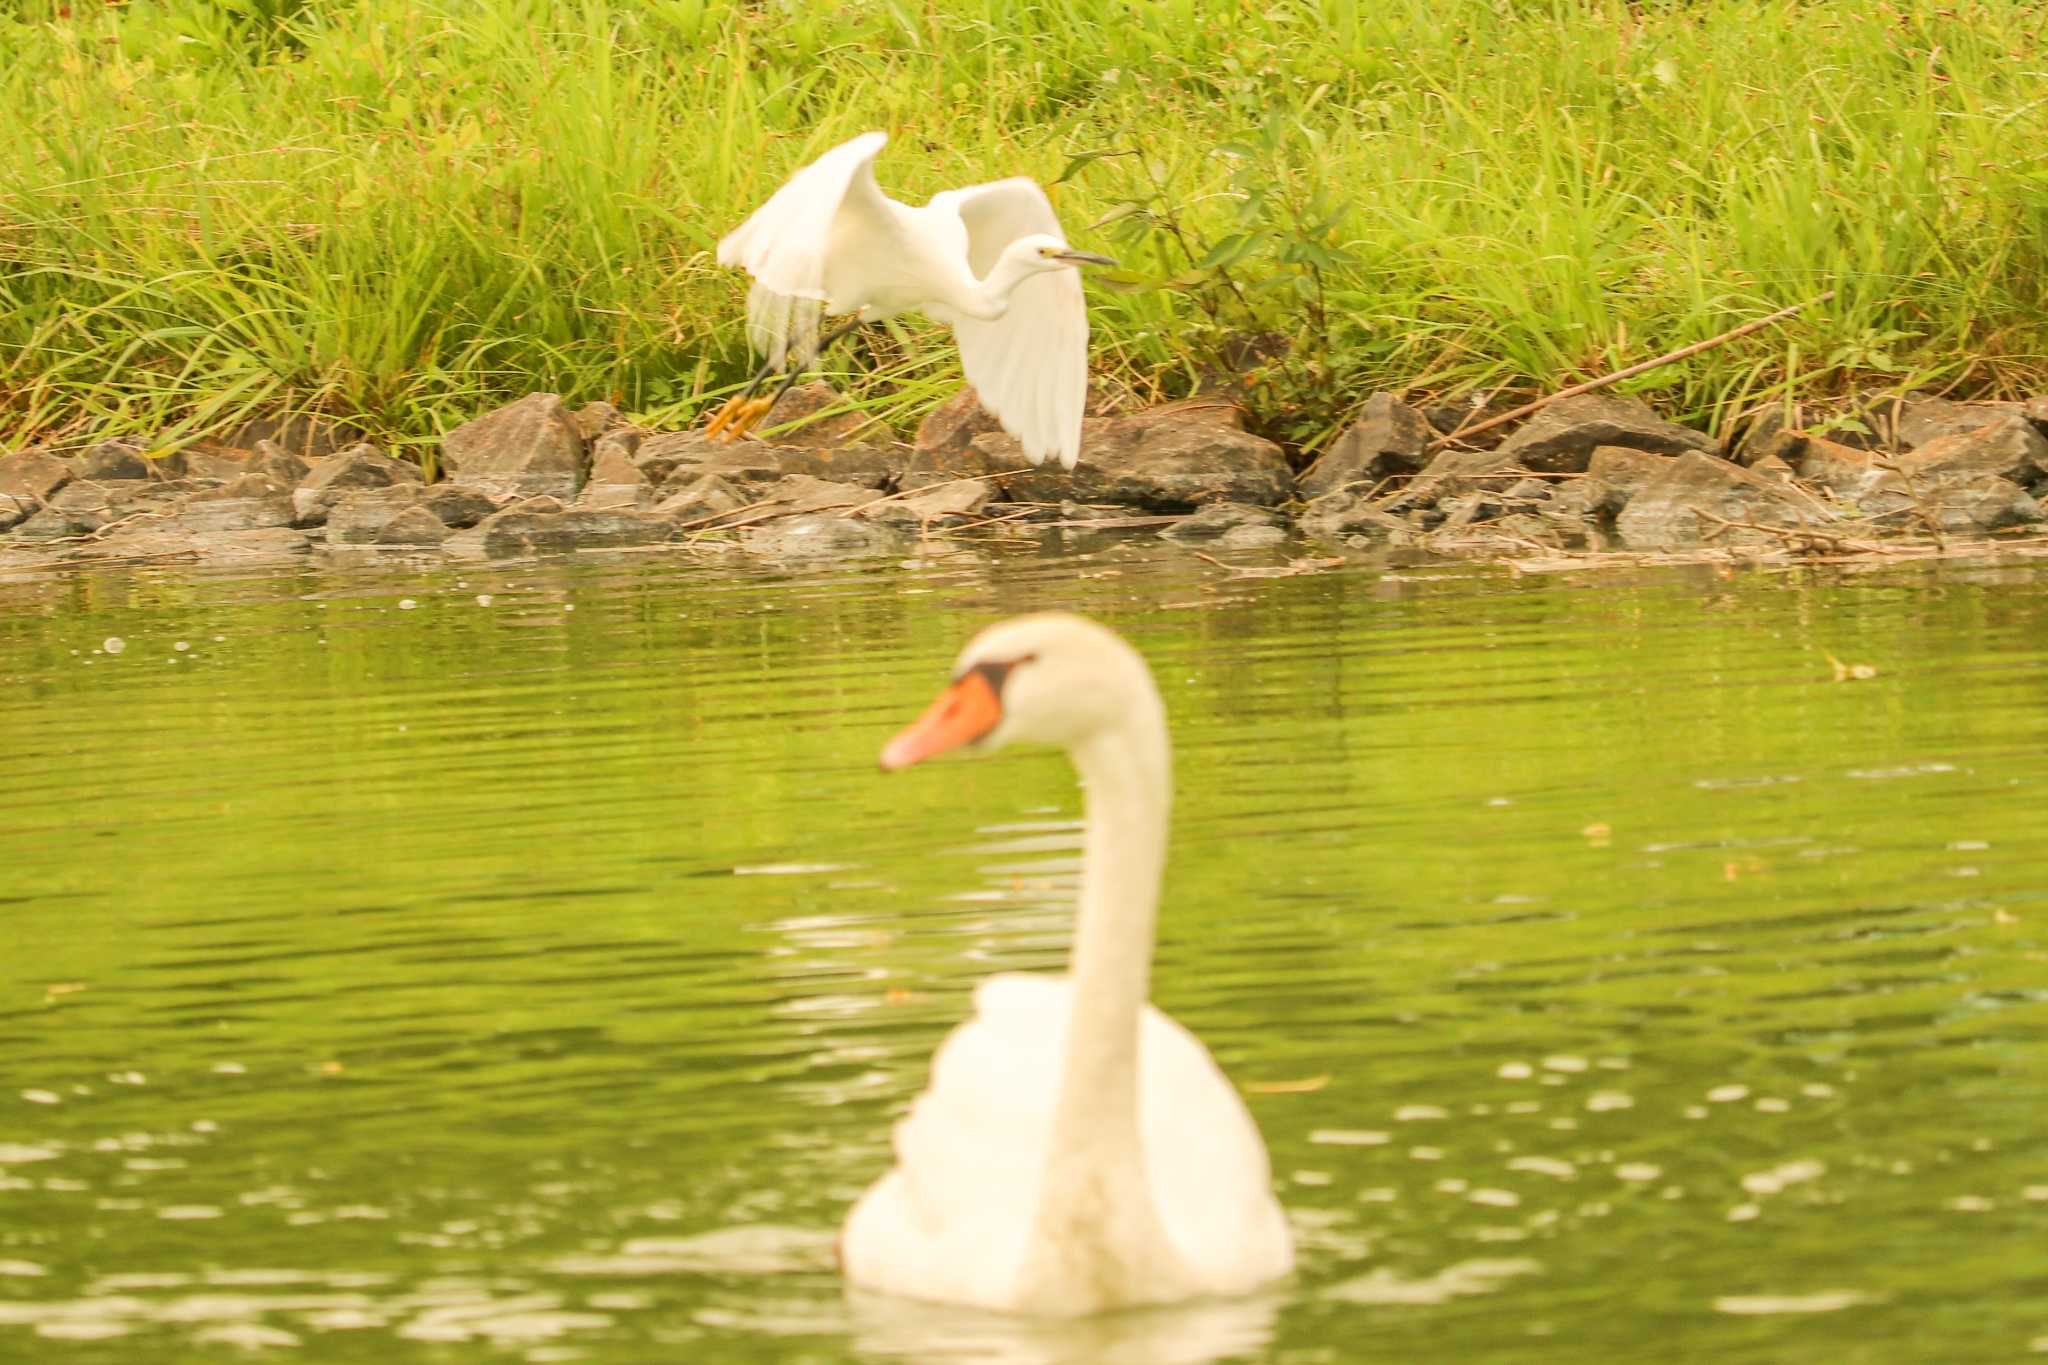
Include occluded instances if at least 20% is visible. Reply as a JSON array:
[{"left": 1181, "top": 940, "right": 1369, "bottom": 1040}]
[{"left": 880, "top": 671, "right": 1003, "bottom": 771}]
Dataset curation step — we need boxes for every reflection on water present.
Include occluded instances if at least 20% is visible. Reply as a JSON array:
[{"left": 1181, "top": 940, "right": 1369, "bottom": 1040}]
[{"left": 1, "top": 540, "right": 2046, "bottom": 1361}]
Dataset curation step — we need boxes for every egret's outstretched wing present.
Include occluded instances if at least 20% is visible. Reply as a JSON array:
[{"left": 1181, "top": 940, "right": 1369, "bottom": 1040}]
[
  {"left": 716, "top": 131, "right": 889, "bottom": 368},
  {"left": 940, "top": 178, "right": 1090, "bottom": 470}
]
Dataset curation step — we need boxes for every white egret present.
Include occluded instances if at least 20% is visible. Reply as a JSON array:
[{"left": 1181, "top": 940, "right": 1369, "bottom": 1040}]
[
  {"left": 708, "top": 132, "right": 1114, "bottom": 470},
  {"left": 843, "top": 613, "right": 1294, "bottom": 1317}
]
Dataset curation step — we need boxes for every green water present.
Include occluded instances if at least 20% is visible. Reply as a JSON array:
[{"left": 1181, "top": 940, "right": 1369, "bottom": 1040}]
[{"left": 1, "top": 543, "right": 2044, "bottom": 1363}]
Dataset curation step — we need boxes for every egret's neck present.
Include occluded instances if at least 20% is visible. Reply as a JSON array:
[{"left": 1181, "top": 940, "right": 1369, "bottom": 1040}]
[
  {"left": 1017, "top": 681, "right": 1181, "bottom": 1310},
  {"left": 953, "top": 253, "right": 1041, "bottom": 323}
]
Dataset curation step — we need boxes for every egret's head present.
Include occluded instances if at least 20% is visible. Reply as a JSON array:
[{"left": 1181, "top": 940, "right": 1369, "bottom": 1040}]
[
  {"left": 1010, "top": 232, "right": 1118, "bottom": 274},
  {"left": 879, "top": 613, "right": 1151, "bottom": 769}
]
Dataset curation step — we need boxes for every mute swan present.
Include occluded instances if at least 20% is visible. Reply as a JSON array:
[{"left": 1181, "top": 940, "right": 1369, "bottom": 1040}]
[
  {"left": 842, "top": 613, "right": 1294, "bottom": 1317},
  {"left": 708, "top": 132, "right": 1114, "bottom": 467}
]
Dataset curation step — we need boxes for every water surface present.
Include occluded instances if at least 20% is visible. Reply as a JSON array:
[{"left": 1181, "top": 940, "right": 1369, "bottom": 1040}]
[{"left": 2, "top": 540, "right": 2045, "bottom": 1361}]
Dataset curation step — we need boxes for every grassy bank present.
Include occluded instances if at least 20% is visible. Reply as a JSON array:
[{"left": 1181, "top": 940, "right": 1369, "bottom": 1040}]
[{"left": 3, "top": 0, "right": 2046, "bottom": 464}]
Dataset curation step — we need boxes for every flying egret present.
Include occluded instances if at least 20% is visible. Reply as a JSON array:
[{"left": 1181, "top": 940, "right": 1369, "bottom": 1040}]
[{"left": 707, "top": 132, "right": 1115, "bottom": 470}]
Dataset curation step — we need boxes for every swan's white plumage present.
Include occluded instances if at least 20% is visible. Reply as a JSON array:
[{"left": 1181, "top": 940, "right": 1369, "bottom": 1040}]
[
  {"left": 714, "top": 133, "right": 1097, "bottom": 468},
  {"left": 842, "top": 975, "right": 1293, "bottom": 1312}
]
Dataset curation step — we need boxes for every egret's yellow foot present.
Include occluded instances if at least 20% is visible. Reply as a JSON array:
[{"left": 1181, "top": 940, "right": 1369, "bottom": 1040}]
[{"left": 705, "top": 393, "right": 775, "bottom": 443}]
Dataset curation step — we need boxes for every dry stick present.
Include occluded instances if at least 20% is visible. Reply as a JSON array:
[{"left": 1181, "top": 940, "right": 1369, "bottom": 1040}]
[{"left": 1429, "top": 291, "right": 1838, "bottom": 452}]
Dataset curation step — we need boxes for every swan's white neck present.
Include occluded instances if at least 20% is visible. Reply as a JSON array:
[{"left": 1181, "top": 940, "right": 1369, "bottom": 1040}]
[{"left": 1015, "top": 678, "right": 1190, "bottom": 1311}]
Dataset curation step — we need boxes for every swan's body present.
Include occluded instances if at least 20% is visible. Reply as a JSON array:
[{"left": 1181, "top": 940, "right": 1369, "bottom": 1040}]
[
  {"left": 844, "top": 614, "right": 1293, "bottom": 1317},
  {"left": 714, "top": 133, "right": 1111, "bottom": 469}
]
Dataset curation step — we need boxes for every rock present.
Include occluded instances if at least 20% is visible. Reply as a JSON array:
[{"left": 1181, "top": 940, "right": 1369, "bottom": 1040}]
[
  {"left": 1581, "top": 446, "right": 1674, "bottom": 520},
  {"left": 571, "top": 400, "right": 626, "bottom": 442},
  {"left": 1437, "top": 491, "right": 1506, "bottom": 530},
  {"left": 640, "top": 431, "right": 904, "bottom": 491},
  {"left": 418, "top": 485, "right": 498, "bottom": 529},
  {"left": 181, "top": 448, "right": 259, "bottom": 482},
  {"left": 993, "top": 401, "right": 1292, "bottom": 510},
  {"left": 857, "top": 478, "right": 991, "bottom": 528},
  {"left": 577, "top": 443, "right": 652, "bottom": 510},
  {"left": 1159, "top": 502, "right": 1285, "bottom": 542},
  {"left": 0, "top": 494, "right": 32, "bottom": 533},
  {"left": 374, "top": 506, "right": 450, "bottom": 546},
  {"left": 74, "top": 440, "right": 152, "bottom": 482},
  {"left": 174, "top": 475, "right": 294, "bottom": 533},
  {"left": 325, "top": 486, "right": 430, "bottom": 544},
  {"left": 913, "top": 388, "right": 1005, "bottom": 465},
  {"left": 1893, "top": 413, "right": 2048, "bottom": 488},
  {"left": 206, "top": 526, "right": 313, "bottom": 559},
  {"left": 1298, "top": 394, "right": 1430, "bottom": 498},
  {"left": 1615, "top": 451, "right": 1829, "bottom": 547},
  {"left": 1893, "top": 475, "right": 2043, "bottom": 533},
  {"left": 1892, "top": 397, "right": 2030, "bottom": 450},
  {"left": 1385, "top": 446, "right": 1524, "bottom": 511},
  {"left": 0, "top": 450, "right": 72, "bottom": 505},
  {"left": 1299, "top": 492, "right": 1413, "bottom": 543},
  {"left": 739, "top": 513, "right": 896, "bottom": 560},
  {"left": 1792, "top": 438, "right": 1886, "bottom": 501},
  {"left": 440, "top": 393, "right": 588, "bottom": 498},
  {"left": 655, "top": 474, "right": 747, "bottom": 524},
  {"left": 457, "top": 505, "right": 673, "bottom": 559},
  {"left": 291, "top": 444, "right": 423, "bottom": 526},
  {"left": 757, "top": 474, "right": 882, "bottom": 516},
  {"left": 754, "top": 381, "right": 891, "bottom": 450},
  {"left": 1731, "top": 406, "right": 1801, "bottom": 466},
  {"left": 1495, "top": 393, "right": 1713, "bottom": 473},
  {"left": 11, "top": 481, "right": 116, "bottom": 540},
  {"left": 1216, "top": 523, "right": 1288, "bottom": 550},
  {"left": 217, "top": 413, "right": 362, "bottom": 460},
  {"left": 252, "top": 440, "right": 312, "bottom": 487}
]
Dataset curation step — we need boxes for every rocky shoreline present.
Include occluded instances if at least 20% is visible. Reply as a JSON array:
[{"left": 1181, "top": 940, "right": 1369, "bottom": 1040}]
[{"left": 3, "top": 382, "right": 2046, "bottom": 575}]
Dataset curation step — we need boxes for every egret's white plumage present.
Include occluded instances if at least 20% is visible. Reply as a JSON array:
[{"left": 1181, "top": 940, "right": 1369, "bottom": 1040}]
[
  {"left": 715, "top": 133, "right": 1106, "bottom": 470},
  {"left": 844, "top": 614, "right": 1294, "bottom": 1317}
]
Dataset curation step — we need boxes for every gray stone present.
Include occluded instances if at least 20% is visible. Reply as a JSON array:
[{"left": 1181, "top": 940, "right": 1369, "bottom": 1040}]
[
  {"left": 1894, "top": 413, "right": 2048, "bottom": 488},
  {"left": 1615, "top": 452, "right": 1830, "bottom": 547},
  {"left": 174, "top": 475, "right": 294, "bottom": 533},
  {"left": 1299, "top": 492, "right": 1412, "bottom": 543},
  {"left": 1384, "top": 446, "right": 1523, "bottom": 511},
  {"left": 459, "top": 505, "right": 673, "bottom": 559},
  {"left": 0, "top": 450, "right": 72, "bottom": 505},
  {"left": 74, "top": 440, "right": 152, "bottom": 482},
  {"left": 326, "top": 486, "right": 429, "bottom": 544},
  {"left": 857, "top": 478, "right": 991, "bottom": 528},
  {"left": 252, "top": 440, "right": 311, "bottom": 487},
  {"left": 1496, "top": 393, "right": 1713, "bottom": 473},
  {"left": 641, "top": 430, "right": 904, "bottom": 491},
  {"left": 1581, "top": 446, "right": 1674, "bottom": 520},
  {"left": 993, "top": 401, "right": 1292, "bottom": 510},
  {"left": 577, "top": 444, "right": 652, "bottom": 510},
  {"left": 374, "top": 506, "right": 450, "bottom": 546},
  {"left": 751, "top": 381, "right": 891, "bottom": 451},
  {"left": 217, "top": 413, "right": 362, "bottom": 460},
  {"left": 913, "top": 387, "right": 1005, "bottom": 465},
  {"left": 1159, "top": 502, "right": 1285, "bottom": 542},
  {"left": 12, "top": 481, "right": 116, "bottom": 540},
  {"left": 1216, "top": 523, "right": 1288, "bottom": 550},
  {"left": 440, "top": 393, "right": 588, "bottom": 498},
  {"left": 1792, "top": 438, "right": 1886, "bottom": 501},
  {"left": 1298, "top": 394, "right": 1430, "bottom": 498},
  {"left": 1892, "top": 397, "right": 2029, "bottom": 451},
  {"left": 418, "top": 485, "right": 498, "bottom": 529},
  {"left": 739, "top": 513, "right": 896, "bottom": 560},
  {"left": 1731, "top": 406, "right": 1801, "bottom": 466},
  {"left": 291, "top": 444, "right": 423, "bottom": 525},
  {"left": 571, "top": 400, "right": 626, "bottom": 442},
  {"left": 655, "top": 474, "right": 748, "bottom": 524}
]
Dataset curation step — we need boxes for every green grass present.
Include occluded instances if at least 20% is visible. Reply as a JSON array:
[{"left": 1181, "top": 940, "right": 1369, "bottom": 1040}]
[{"left": 2, "top": 0, "right": 2046, "bottom": 464}]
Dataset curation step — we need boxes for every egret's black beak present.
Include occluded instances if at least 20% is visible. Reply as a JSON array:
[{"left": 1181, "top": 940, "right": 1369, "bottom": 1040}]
[{"left": 1054, "top": 250, "right": 1118, "bottom": 267}]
